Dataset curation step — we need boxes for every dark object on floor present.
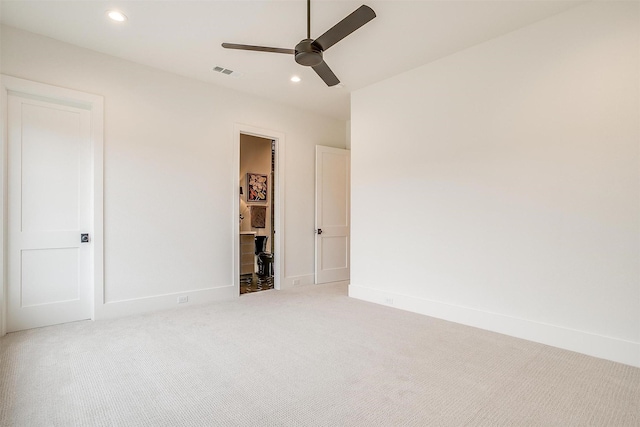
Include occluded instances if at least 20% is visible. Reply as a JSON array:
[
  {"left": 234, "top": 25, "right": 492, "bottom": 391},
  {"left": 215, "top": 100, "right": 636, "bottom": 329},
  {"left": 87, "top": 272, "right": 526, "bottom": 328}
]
[
  {"left": 258, "top": 253, "right": 274, "bottom": 276},
  {"left": 254, "top": 235, "right": 273, "bottom": 277},
  {"left": 255, "top": 236, "right": 268, "bottom": 255}
]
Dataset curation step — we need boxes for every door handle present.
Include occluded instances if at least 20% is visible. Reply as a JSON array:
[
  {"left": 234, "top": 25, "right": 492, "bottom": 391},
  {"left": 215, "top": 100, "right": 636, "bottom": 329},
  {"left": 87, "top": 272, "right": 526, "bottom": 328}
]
[
  {"left": 81, "top": 233, "right": 90, "bottom": 243},
  {"left": 317, "top": 228, "right": 323, "bottom": 235}
]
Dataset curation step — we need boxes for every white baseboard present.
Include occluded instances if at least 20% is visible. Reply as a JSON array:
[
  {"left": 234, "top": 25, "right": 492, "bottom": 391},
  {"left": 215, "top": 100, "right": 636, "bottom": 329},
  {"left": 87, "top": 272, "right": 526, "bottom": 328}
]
[
  {"left": 349, "top": 284, "right": 640, "bottom": 368},
  {"left": 94, "top": 273, "right": 316, "bottom": 320},
  {"left": 95, "top": 285, "right": 237, "bottom": 320}
]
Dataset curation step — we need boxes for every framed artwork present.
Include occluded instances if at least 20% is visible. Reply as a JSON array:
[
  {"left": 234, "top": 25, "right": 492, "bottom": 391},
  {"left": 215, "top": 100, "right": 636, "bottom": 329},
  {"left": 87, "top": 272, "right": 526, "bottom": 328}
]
[{"left": 246, "top": 172, "right": 268, "bottom": 203}]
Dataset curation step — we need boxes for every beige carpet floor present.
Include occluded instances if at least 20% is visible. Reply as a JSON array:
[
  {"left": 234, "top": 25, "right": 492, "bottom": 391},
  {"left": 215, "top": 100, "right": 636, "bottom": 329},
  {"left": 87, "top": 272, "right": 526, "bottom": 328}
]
[{"left": 1, "top": 282, "right": 638, "bottom": 426}]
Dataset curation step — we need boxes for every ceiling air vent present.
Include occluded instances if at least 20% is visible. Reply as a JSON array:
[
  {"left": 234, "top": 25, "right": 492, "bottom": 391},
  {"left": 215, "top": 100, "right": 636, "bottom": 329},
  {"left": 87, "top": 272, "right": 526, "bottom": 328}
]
[{"left": 213, "top": 66, "right": 242, "bottom": 78}]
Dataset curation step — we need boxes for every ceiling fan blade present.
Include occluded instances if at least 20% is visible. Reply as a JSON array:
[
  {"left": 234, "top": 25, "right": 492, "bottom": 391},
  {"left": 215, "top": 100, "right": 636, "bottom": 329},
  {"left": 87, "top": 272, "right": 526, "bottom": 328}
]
[
  {"left": 312, "top": 5, "right": 376, "bottom": 51},
  {"left": 222, "top": 43, "right": 294, "bottom": 55},
  {"left": 312, "top": 61, "right": 340, "bottom": 87}
]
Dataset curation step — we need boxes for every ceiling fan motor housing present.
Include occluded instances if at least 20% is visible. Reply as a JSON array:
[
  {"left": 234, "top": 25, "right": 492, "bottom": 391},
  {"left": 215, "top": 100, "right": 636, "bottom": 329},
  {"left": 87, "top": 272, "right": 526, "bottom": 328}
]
[{"left": 295, "top": 39, "right": 323, "bottom": 66}]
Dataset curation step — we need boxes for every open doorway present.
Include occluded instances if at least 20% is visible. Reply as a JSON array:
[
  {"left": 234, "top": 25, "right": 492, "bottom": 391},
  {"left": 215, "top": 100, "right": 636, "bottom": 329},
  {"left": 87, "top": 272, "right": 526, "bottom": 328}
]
[{"left": 239, "top": 134, "right": 276, "bottom": 294}]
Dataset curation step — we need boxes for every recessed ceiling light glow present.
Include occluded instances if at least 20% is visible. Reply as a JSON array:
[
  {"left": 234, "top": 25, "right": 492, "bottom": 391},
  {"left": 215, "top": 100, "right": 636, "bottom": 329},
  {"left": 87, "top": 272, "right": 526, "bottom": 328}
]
[
  {"left": 290, "top": 76, "right": 301, "bottom": 83},
  {"left": 107, "top": 10, "right": 127, "bottom": 22}
]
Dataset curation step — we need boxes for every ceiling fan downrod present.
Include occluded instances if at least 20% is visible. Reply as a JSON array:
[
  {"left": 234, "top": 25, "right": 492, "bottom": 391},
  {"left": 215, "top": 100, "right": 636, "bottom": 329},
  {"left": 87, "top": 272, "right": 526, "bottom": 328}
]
[{"left": 307, "top": 0, "right": 311, "bottom": 39}]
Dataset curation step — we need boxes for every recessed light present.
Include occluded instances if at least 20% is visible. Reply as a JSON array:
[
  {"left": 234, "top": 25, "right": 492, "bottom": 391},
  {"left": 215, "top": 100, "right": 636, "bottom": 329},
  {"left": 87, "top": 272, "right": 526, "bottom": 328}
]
[
  {"left": 290, "top": 76, "right": 301, "bottom": 83},
  {"left": 107, "top": 10, "right": 127, "bottom": 22}
]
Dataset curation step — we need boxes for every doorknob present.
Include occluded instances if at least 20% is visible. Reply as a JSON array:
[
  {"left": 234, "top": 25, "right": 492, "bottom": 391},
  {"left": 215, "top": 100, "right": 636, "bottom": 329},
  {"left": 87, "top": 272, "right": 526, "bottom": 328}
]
[
  {"left": 317, "top": 228, "right": 323, "bottom": 235},
  {"left": 80, "top": 233, "right": 90, "bottom": 243}
]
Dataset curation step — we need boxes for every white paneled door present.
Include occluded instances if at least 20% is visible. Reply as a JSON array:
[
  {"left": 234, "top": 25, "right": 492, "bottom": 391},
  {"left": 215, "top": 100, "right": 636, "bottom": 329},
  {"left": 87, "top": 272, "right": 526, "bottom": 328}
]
[
  {"left": 7, "top": 94, "right": 92, "bottom": 332},
  {"left": 315, "top": 146, "right": 350, "bottom": 284}
]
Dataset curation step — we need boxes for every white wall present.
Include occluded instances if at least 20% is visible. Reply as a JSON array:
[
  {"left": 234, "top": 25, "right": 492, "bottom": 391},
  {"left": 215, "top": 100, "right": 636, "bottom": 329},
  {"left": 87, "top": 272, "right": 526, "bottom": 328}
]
[
  {"left": 1, "top": 25, "right": 346, "bottom": 318},
  {"left": 350, "top": 2, "right": 640, "bottom": 367}
]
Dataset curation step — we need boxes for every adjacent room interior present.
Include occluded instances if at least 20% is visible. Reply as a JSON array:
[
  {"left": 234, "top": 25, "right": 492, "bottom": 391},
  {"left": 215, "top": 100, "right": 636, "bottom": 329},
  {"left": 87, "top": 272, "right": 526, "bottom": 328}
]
[{"left": 239, "top": 134, "right": 276, "bottom": 294}]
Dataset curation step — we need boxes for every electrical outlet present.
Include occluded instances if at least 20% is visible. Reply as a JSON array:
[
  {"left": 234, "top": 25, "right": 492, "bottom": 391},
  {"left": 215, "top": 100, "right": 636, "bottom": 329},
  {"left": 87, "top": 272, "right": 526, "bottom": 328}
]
[
  {"left": 293, "top": 279, "right": 300, "bottom": 286},
  {"left": 384, "top": 298, "right": 394, "bottom": 305},
  {"left": 177, "top": 296, "right": 188, "bottom": 304}
]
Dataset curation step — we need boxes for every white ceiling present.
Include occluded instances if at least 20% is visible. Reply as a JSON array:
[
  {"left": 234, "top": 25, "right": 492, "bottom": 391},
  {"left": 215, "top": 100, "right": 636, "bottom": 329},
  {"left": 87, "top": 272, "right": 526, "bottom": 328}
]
[{"left": 0, "top": 0, "right": 583, "bottom": 121}]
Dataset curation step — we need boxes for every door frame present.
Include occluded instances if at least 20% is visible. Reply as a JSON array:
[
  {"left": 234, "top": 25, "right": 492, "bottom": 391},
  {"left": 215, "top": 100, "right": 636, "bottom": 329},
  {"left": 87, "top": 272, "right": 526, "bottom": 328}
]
[
  {"left": 233, "top": 124, "right": 285, "bottom": 292},
  {"left": 0, "top": 75, "right": 104, "bottom": 336}
]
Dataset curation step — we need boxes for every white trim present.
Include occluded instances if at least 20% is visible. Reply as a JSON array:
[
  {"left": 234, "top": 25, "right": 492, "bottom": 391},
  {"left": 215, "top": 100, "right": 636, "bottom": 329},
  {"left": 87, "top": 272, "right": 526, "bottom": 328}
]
[
  {"left": 0, "top": 75, "right": 104, "bottom": 335},
  {"left": 349, "top": 284, "right": 640, "bottom": 368},
  {"left": 96, "top": 285, "right": 237, "bottom": 319},
  {"left": 233, "top": 124, "right": 286, "bottom": 292}
]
